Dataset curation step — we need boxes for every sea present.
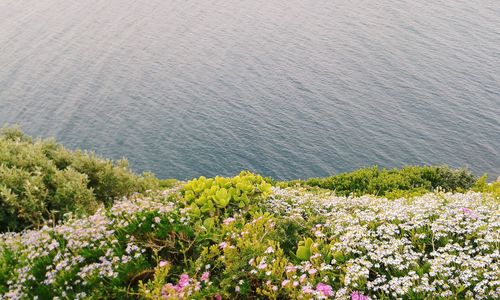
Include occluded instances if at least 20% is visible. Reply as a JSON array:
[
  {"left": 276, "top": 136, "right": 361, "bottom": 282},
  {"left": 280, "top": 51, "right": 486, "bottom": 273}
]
[{"left": 1, "top": 0, "right": 499, "bottom": 180}]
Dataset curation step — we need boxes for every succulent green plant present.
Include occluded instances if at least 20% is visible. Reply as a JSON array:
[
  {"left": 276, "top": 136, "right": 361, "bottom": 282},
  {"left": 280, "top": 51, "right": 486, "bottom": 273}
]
[
  {"left": 296, "top": 237, "right": 314, "bottom": 261},
  {"left": 182, "top": 171, "right": 272, "bottom": 218}
]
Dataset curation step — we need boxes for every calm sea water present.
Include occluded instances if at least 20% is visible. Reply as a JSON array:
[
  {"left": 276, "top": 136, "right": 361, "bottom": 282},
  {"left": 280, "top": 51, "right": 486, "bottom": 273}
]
[{"left": 1, "top": 0, "right": 499, "bottom": 180}]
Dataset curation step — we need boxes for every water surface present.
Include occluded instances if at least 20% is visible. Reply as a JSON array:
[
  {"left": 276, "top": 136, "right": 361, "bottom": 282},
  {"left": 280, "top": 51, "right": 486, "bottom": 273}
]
[{"left": 1, "top": 0, "right": 499, "bottom": 179}]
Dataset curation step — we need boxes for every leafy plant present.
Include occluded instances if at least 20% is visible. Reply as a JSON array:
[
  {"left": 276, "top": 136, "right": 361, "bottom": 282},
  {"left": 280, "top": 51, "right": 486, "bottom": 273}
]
[
  {"left": 473, "top": 174, "right": 500, "bottom": 199},
  {"left": 0, "top": 126, "right": 167, "bottom": 231},
  {"left": 182, "top": 171, "right": 272, "bottom": 218},
  {"left": 295, "top": 238, "right": 314, "bottom": 261},
  {"left": 281, "top": 165, "right": 477, "bottom": 198}
]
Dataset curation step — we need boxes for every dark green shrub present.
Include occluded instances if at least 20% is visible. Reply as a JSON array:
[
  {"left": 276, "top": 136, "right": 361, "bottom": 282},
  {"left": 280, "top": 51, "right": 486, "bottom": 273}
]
[
  {"left": 282, "top": 165, "right": 477, "bottom": 197},
  {"left": 0, "top": 126, "right": 163, "bottom": 231}
]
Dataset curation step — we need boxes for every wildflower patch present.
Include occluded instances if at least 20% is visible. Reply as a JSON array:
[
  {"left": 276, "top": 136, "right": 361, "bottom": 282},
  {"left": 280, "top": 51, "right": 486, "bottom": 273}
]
[{"left": 0, "top": 177, "right": 498, "bottom": 299}]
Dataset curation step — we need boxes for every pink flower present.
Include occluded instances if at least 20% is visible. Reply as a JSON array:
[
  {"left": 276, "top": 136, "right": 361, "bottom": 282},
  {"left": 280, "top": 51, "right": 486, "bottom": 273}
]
[
  {"left": 282, "top": 279, "right": 290, "bottom": 287},
  {"left": 351, "top": 291, "right": 369, "bottom": 300},
  {"left": 462, "top": 207, "right": 472, "bottom": 214},
  {"left": 308, "top": 268, "right": 317, "bottom": 275},
  {"left": 219, "top": 242, "right": 228, "bottom": 249},
  {"left": 178, "top": 274, "right": 190, "bottom": 288},
  {"left": 265, "top": 246, "right": 274, "bottom": 254},
  {"left": 223, "top": 217, "right": 236, "bottom": 225},
  {"left": 286, "top": 265, "right": 297, "bottom": 273},
  {"left": 159, "top": 261, "right": 168, "bottom": 268},
  {"left": 161, "top": 283, "right": 175, "bottom": 296},
  {"left": 302, "top": 285, "right": 314, "bottom": 294},
  {"left": 316, "top": 283, "right": 333, "bottom": 297},
  {"left": 461, "top": 207, "right": 478, "bottom": 218},
  {"left": 200, "top": 271, "right": 210, "bottom": 282},
  {"left": 162, "top": 280, "right": 186, "bottom": 298},
  {"left": 258, "top": 262, "right": 267, "bottom": 269},
  {"left": 215, "top": 294, "right": 222, "bottom": 300},
  {"left": 161, "top": 272, "right": 209, "bottom": 299}
]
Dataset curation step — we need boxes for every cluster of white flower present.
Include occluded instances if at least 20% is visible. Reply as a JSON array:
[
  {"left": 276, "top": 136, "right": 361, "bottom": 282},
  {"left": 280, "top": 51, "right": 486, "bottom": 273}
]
[
  {"left": 267, "top": 188, "right": 499, "bottom": 298},
  {"left": 0, "top": 184, "right": 498, "bottom": 299},
  {"left": 0, "top": 190, "right": 179, "bottom": 300}
]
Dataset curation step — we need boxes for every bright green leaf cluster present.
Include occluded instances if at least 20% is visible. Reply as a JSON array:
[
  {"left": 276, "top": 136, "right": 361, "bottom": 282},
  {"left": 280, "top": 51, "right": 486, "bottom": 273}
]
[
  {"left": 182, "top": 171, "right": 272, "bottom": 217},
  {"left": 295, "top": 238, "right": 314, "bottom": 261}
]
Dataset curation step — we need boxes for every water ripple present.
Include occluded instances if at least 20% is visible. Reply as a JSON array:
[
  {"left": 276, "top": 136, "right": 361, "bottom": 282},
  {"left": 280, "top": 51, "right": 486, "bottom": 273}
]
[{"left": 0, "top": 0, "right": 499, "bottom": 180}]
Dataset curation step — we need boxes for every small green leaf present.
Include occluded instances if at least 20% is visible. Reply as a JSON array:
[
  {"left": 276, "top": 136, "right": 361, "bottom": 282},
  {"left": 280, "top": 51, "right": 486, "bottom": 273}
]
[
  {"left": 195, "top": 194, "right": 207, "bottom": 206},
  {"left": 203, "top": 217, "right": 214, "bottom": 229},
  {"left": 296, "top": 246, "right": 311, "bottom": 261},
  {"left": 214, "top": 188, "right": 231, "bottom": 208},
  {"left": 240, "top": 193, "right": 249, "bottom": 205},
  {"left": 188, "top": 203, "right": 200, "bottom": 217},
  {"left": 201, "top": 200, "right": 214, "bottom": 212},
  {"left": 184, "top": 190, "right": 195, "bottom": 201}
]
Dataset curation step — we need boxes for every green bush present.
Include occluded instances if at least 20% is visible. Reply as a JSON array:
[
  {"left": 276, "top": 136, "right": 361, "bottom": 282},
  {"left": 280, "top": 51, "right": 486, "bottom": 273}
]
[
  {"left": 282, "top": 165, "right": 477, "bottom": 198},
  {"left": 0, "top": 126, "right": 166, "bottom": 232},
  {"left": 181, "top": 171, "right": 272, "bottom": 219},
  {"left": 472, "top": 174, "right": 500, "bottom": 200}
]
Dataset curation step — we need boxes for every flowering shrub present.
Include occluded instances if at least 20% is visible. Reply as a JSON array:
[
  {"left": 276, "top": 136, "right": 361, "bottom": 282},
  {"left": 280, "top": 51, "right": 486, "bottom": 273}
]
[
  {"left": 0, "top": 173, "right": 499, "bottom": 299},
  {"left": 0, "top": 126, "right": 169, "bottom": 232},
  {"left": 0, "top": 188, "right": 182, "bottom": 299},
  {"left": 265, "top": 188, "right": 499, "bottom": 298}
]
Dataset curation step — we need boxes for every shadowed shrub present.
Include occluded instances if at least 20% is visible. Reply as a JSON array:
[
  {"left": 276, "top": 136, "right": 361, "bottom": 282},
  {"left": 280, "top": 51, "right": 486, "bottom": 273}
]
[
  {"left": 0, "top": 126, "right": 167, "bottom": 232},
  {"left": 281, "top": 165, "right": 477, "bottom": 198}
]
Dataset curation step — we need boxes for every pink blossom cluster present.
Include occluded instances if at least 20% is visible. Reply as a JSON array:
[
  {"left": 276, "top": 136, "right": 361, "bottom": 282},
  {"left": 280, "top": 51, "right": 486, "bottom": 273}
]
[
  {"left": 161, "top": 274, "right": 192, "bottom": 298},
  {"left": 316, "top": 283, "right": 333, "bottom": 296},
  {"left": 461, "top": 207, "right": 478, "bottom": 218},
  {"left": 351, "top": 291, "right": 369, "bottom": 300},
  {"left": 161, "top": 272, "right": 212, "bottom": 299}
]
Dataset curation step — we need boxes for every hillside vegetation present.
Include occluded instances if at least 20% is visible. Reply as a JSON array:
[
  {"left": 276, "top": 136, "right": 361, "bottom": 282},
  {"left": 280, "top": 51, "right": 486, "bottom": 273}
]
[
  {"left": 0, "top": 128, "right": 499, "bottom": 299},
  {"left": 280, "top": 165, "right": 477, "bottom": 199},
  {"left": 1, "top": 174, "right": 498, "bottom": 299},
  {"left": 0, "top": 127, "right": 174, "bottom": 232}
]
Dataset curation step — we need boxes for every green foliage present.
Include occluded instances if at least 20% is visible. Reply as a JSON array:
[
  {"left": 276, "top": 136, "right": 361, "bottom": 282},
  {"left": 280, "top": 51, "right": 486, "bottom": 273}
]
[
  {"left": 1, "top": 127, "right": 498, "bottom": 299},
  {"left": 181, "top": 171, "right": 272, "bottom": 218},
  {"left": 295, "top": 238, "right": 314, "bottom": 261},
  {"left": 283, "top": 165, "right": 477, "bottom": 198},
  {"left": 0, "top": 126, "right": 164, "bottom": 232},
  {"left": 159, "top": 178, "right": 179, "bottom": 189},
  {"left": 472, "top": 174, "right": 500, "bottom": 200},
  {"left": 194, "top": 213, "right": 290, "bottom": 299},
  {"left": 138, "top": 262, "right": 172, "bottom": 300}
]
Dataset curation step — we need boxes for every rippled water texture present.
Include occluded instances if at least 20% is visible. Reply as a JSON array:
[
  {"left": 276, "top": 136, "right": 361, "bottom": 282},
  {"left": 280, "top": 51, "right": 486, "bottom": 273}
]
[{"left": 1, "top": 0, "right": 499, "bottom": 179}]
